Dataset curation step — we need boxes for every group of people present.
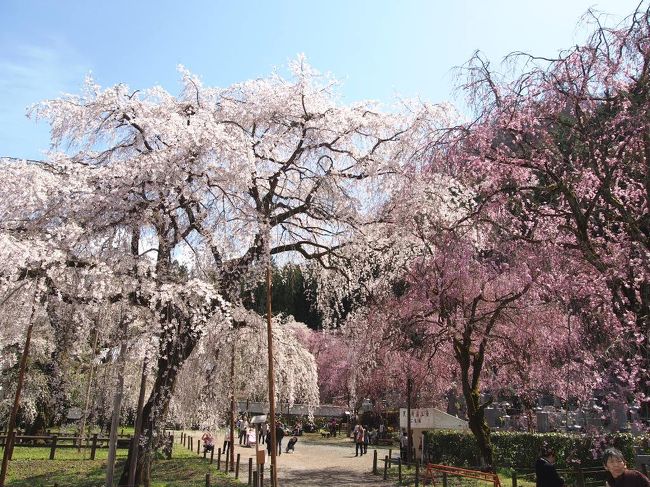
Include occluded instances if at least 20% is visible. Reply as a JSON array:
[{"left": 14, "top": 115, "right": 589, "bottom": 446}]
[
  {"left": 235, "top": 417, "right": 259, "bottom": 447},
  {"left": 265, "top": 421, "right": 299, "bottom": 455},
  {"left": 234, "top": 415, "right": 303, "bottom": 451},
  {"left": 536, "top": 447, "right": 649, "bottom": 487}
]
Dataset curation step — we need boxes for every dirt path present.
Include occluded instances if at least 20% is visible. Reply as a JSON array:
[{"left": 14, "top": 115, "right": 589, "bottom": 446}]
[{"left": 178, "top": 430, "right": 395, "bottom": 486}]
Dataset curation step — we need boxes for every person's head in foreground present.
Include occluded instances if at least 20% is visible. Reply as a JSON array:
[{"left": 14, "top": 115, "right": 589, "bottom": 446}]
[
  {"left": 603, "top": 448, "right": 626, "bottom": 478},
  {"left": 540, "top": 446, "right": 556, "bottom": 463}
]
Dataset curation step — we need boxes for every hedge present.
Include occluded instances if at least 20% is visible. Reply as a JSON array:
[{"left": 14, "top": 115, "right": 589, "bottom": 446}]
[{"left": 422, "top": 430, "right": 641, "bottom": 469}]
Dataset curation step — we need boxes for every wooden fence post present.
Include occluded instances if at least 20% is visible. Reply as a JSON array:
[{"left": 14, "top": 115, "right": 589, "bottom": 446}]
[
  {"left": 225, "top": 449, "right": 229, "bottom": 471},
  {"left": 197, "top": 439, "right": 201, "bottom": 455},
  {"left": 577, "top": 469, "right": 585, "bottom": 487},
  {"left": 260, "top": 467, "right": 265, "bottom": 487},
  {"left": 210, "top": 446, "right": 214, "bottom": 464},
  {"left": 415, "top": 462, "right": 419, "bottom": 487},
  {"left": 443, "top": 471, "right": 448, "bottom": 487},
  {"left": 399, "top": 459, "right": 402, "bottom": 483},
  {"left": 236, "top": 453, "right": 241, "bottom": 478},
  {"left": 253, "top": 470, "right": 258, "bottom": 487},
  {"left": 49, "top": 435, "right": 58, "bottom": 460},
  {"left": 383, "top": 455, "right": 389, "bottom": 480},
  {"left": 90, "top": 434, "right": 98, "bottom": 460},
  {"left": 217, "top": 447, "right": 221, "bottom": 470},
  {"left": 205, "top": 473, "right": 210, "bottom": 487},
  {"left": 511, "top": 471, "right": 517, "bottom": 487},
  {"left": 248, "top": 457, "right": 253, "bottom": 486},
  {"left": 373, "top": 449, "right": 378, "bottom": 474}
]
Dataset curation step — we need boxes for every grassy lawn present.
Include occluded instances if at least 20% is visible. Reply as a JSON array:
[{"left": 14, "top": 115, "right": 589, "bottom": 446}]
[{"left": 4, "top": 443, "right": 243, "bottom": 486}]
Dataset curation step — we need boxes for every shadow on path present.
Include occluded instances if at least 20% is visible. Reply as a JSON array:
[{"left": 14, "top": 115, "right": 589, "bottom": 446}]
[{"left": 278, "top": 466, "right": 393, "bottom": 486}]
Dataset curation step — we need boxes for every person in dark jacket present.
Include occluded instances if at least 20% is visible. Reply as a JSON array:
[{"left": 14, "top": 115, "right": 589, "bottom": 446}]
[
  {"left": 603, "top": 447, "right": 650, "bottom": 487},
  {"left": 535, "top": 446, "right": 565, "bottom": 487}
]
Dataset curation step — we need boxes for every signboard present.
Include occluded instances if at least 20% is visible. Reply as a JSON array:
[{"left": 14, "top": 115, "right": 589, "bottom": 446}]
[{"left": 399, "top": 407, "right": 468, "bottom": 430}]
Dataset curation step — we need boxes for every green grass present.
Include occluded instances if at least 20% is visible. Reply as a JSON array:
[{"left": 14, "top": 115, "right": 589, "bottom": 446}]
[{"left": 4, "top": 443, "right": 243, "bottom": 487}]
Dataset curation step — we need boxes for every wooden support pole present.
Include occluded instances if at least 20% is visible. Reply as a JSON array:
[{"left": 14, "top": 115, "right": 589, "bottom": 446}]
[
  {"left": 205, "top": 472, "right": 210, "bottom": 487},
  {"left": 210, "top": 446, "right": 214, "bottom": 464},
  {"left": 383, "top": 456, "right": 389, "bottom": 480},
  {"left": 217, "top": 447, "right": 222, "bottom": 470},
  {"left": 90, "top": 434, "right": 98, "bottom": 460},
  {"left": 511, "top": 471, "right": 517, "bottom": 487},
  {"left": 248, "top": 457, "right": 253, "bottom": 486},
  {"left": 0, "top": 300, "right": 36, "bottom": 487},
  {"left": 266, "top": 260, "right": 278, "bottom": 487},
  {"left": 236, "top": 453, "right": 241, "bottom": 479},
  {"left": 49, "top": 435, "right": 58, "bottom": 460},
  {"left": 105, "top": 321, "right": 128, "bottom": 487},
  {"left": 128, "top": 358, "right": 146, "bottom": 485},
  {"left": 415, "top": 462, "right": 419, "bottom": 487},
  {"left": 373, "top": 449, "right": 378, "bottom": 474}
]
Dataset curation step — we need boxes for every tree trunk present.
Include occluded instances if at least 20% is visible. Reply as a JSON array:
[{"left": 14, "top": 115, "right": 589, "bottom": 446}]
[
  {"left": 118, "top": 314, "right": 199, "bottom": 486},
  {"left": 466, "top": 399, "right": 493, "bottom": 468},
  {"left": 455, "top": 338, "right": 494, "bottom": 468}
]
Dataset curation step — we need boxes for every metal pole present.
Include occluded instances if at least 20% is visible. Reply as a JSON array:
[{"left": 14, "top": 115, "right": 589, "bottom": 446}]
[
  {"left": 266, "top": 263, "right": 278, "bottom": 487},
  {"left": 0, "top": 298, "right": 37, "bottom": 487}
]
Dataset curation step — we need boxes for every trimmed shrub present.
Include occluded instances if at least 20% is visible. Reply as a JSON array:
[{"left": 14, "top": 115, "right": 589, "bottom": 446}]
[{"left": 422, "top": 430, "right": 639, "bottom": 469}]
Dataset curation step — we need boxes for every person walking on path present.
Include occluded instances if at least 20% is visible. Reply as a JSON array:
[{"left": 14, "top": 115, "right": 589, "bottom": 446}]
[
  {"left": 354, "top": 424, "right": 365, "bottom": 457},
  {"left": 535, "top": 446, "right": 564, "bottom": 487},
  {"left": 363, "top": 426, "right": 370, "bottom": 454},
  {"left": 603, "top": 447, "right": 650, "bottom": 487},
  {"left": 276, "top": 423, "right": 285, "bottom": 456},
  {"left": 399, "top": 429, "right": 408, "bottom": 461},
  {"left": 260, "top": 421, "right": 268, "bottom": 444}
]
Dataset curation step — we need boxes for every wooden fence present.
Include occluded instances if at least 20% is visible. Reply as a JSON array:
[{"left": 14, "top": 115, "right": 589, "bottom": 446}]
[
  {"left": 0, "top": 433, "right": 133, "bottom": 460},
  {"left": 372, "top": 450, "right": 650, "bottom": 487}
]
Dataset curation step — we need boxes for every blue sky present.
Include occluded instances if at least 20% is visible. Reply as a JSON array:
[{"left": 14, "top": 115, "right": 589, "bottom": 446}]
[{"left": 0, "top": 0, "right": 642, "bottom": 160}]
